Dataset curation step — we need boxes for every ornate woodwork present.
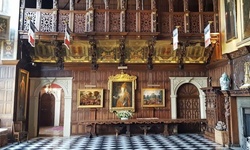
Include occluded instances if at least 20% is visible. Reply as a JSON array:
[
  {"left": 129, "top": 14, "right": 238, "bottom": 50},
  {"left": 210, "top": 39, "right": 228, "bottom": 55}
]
[{"left": 201, "top": 86, "right": 225, "bottom": 141}]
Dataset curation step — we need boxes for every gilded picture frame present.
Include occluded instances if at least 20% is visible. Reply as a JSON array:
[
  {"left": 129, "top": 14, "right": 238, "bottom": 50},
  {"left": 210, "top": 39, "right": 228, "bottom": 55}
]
[
  {"left": 0, "top": 14, "right": 10, "bottom": 40},
  {"left": 77, "top": 88, "right": 104, "bottom": 108},
  {"left": 16, "top": 69, "right": 29, "bottom": 121},
  {"left": 108, "top": 72, "right": 137, "bottom": 112},
  {"left": 141, "top": 88, "right": 165, "bottom": 108},
  {"left": 224, "top": 0, "right": 237, "bottom": 41}
]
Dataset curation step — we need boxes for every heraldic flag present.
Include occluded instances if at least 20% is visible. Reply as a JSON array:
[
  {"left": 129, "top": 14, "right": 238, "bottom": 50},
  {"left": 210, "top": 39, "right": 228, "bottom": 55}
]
[
  {"left": 28, "top": 20, "right": 36, "bottom": 47},
  {"left": 64, "top": 25, "right": 71, "bottom": 49},
  {"left": 204, "top": 23, "right": 211, "bottom": 48}
]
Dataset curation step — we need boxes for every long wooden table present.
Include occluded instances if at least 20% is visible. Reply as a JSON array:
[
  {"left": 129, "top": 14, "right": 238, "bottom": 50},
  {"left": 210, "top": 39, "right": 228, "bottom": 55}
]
[{"left": 81, "top": 118, "right": 207, "bottom": 137}]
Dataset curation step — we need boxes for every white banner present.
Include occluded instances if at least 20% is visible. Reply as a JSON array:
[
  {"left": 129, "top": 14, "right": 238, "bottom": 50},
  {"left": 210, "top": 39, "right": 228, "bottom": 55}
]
[
  {"left": 173, "top": 28, "right": 178, "bottom": 50},
  {"left": 204, "top": 24, "right": 211, "bottom": 48}
]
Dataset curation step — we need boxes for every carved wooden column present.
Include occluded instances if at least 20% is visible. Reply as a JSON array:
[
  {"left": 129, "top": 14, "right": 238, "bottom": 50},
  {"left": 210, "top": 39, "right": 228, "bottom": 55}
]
[
  {"left": 104, "top": 0, "right": 110, "bottom": 32},
  {"left": 36, "top": 0, "right": 42, "bottom": 9},
  {"left": 183, "top": 0, "right": 190, "bottom": 33},
  {"left": 19, "top": 0, "right": 25, "bottom": 30},
  {"left": 168, "top": 0, "right": 174, "bottom": 33},
  {"left": 120, "top": 0, "right": 126, "bottom": 32},
  {"left": 136, "top": 0, "right": 141, "bottom": 32},
  {"left": 199, "top": 0, "right": 204, "bottom": 33},
  {"left": 151, "top": 0, "right": 156, "bottom": 32},
  {"left": 201, "top": 86, "right": 225, "bottom": 141},
  {"left": 86, "top": 0, "right": 94, "bottom": 32},
  {"left": 69, "top": 0, "right": 75, "bottom": 31},
  {"left": 221, "top": 90, "right": 231, "bottom": 147},
  {"left": 212, "top": 0, "right": 219, "bottom": 32},
  {"left": 52, "top": 0, "right": 58, "bottom": 32}
]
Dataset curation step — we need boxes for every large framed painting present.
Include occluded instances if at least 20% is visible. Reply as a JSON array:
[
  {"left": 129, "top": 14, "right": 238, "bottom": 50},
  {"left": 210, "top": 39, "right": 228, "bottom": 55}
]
[
  {"left": 16, "top": 69, "right": 29, "bottom": 121},
  {"left": 243, "top": 0, "right": 250, "bottom": 39},
  {"left": 108, "top": 72, "right": 137, "bottom": 112},
  {"left": 77, "top": 88, "right": 103, "bottom": 108},
  {"left": 224, "top": 0, "right": 237, "bottom": 41},
  {"left": 0, "top": 14, "right": 10, "bottom": 39},
  {"left": 141, "top": 88, "right": 165, "bottom": 107}
]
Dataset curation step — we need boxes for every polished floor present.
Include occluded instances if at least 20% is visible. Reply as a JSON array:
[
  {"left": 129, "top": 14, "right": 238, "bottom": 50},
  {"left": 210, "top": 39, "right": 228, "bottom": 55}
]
[{"left": 1, "top": 133, "right": 234, "bottom": 150}]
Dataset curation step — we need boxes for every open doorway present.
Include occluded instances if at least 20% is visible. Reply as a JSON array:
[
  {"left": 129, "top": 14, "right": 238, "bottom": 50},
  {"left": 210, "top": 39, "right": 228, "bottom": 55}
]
[{"left": 38, "top": 84, "right": 64, "bottom": 136}]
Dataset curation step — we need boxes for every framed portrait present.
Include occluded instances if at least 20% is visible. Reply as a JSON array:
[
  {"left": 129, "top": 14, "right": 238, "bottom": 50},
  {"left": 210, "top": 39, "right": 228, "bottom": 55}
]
[
  {"left": 108, "top": 72, "right": 137, "bottom": 112},
  {"left": 141, "top": 88, "right": 165, "bottom": 107},
  {"left": 16, "top": 69, "right": 29, "bottom": 121},
  {"left": 77, "top": 88, "right": 103, "bottom": 108},
  {"left": 243, "top": 0, "right": 250, "bottom": 39},
  {"left": 224, "top": 0, "right": 237, "bottom": 41},
  {"left": 0, "top": 14, "right": 10, "bottom": 39}
]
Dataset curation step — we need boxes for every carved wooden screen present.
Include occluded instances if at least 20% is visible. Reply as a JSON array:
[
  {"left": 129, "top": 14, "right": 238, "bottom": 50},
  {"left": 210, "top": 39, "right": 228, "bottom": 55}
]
[{"left": 177, "top": 83, "right": 200, "bottom": 133}]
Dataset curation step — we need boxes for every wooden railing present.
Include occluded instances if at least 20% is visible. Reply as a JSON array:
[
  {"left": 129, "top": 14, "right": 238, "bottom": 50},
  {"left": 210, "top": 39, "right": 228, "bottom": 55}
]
[{"left": 20, "top": 8, "right": 218, "bottom": 36}]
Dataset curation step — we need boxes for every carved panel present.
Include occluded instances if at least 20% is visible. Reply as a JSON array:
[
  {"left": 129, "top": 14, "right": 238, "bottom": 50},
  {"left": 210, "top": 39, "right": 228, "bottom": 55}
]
[
  {"left": 140, "top": 12, "right": 151, "bottom": 32},
  {"left": 23, "top": 10, "right": 36, "bottom": 31},
  {"left": 58, "top": 12, "right": 70, "bottom": 32},
  {"left": 172, "top": 13, "right": 184, "bottom": 33},
  {"left": 159, "top": 13, "right": 170, "bottom": 34},
  {"left": 203, "top": 13, "right": 215, "bottom": 33},
  {"left": 95, "top": 11, "right": 105, "bottom": 32},
  {"left": 126, "top": 11, "right": 136, "bottom": 32},
  {"left": 189, "top": 13, "right": 200, "bottom": 33},
  {"left": 40, "top": 12, "right": 54, "bottom": 32},
  {"left": 109, "top": 12, "right": 120, "bottom": 32},
  {"left": 74, "top": 13, "right": 86, "bottom": 33},
  {"left": 154, "top": 40, "right": 178, "bottom": 63}
]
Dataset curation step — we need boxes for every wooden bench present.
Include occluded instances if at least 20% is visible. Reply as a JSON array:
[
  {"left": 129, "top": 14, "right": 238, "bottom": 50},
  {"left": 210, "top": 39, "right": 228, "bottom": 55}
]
[{"left": 81, "top": 118, "right": 207, "bottom": 138}]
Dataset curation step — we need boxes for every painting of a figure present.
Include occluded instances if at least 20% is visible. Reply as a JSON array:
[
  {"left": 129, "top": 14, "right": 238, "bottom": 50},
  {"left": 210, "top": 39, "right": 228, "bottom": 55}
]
[
  {"left": 141, "top": 88, "right": 165, "bottom": 107},
  {"left": 108, "top": 72, "right": 137, "bottom": 112},
  {"left": 112, "top": 82, "right": 132, "bottom": 107},
  {"left": 16, "top": 69, "right": 29, "bottom": 121},
  {"left": 243, "top": 0, "right": 250, "bottom": 38},
  {"left": 77, "top": 89, "right": 103, "bottom": 108},
  {"left": 224, "top": 0, "right": 237, "bottom": 41}
]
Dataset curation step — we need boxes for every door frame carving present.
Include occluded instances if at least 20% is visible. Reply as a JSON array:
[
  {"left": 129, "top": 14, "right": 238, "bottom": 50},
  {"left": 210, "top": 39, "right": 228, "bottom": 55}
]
[{"left": 169, "top": 77, "right": 207, "bottom": 119}]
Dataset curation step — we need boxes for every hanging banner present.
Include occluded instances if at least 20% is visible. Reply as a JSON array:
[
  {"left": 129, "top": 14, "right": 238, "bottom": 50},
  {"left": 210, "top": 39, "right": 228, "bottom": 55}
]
[
  {"left": 204, "top": 24, "right": 211, "bottom": 48},
  {"left": 28, "top": 20, "right": 36, "bottom": 47},
  {"left": 173, "top": 28, "right": 178, "bottom": 50},
  {"left": 64, "top": 24, "right": 71, "bottom": 50}
]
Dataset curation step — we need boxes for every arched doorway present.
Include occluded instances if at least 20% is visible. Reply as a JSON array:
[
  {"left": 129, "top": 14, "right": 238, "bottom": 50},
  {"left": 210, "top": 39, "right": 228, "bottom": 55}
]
[
  {"left": 177, "top": 83, "right": 200, "bottom": 133},
  {"left": 28, "top": 77, "right": 72, "bottom": 138}
]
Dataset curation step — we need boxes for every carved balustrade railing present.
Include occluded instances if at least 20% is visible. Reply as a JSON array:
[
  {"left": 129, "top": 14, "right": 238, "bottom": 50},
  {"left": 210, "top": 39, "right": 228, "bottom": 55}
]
[{"left": 20, "top": 8, "right": 218, "bottom": 36}]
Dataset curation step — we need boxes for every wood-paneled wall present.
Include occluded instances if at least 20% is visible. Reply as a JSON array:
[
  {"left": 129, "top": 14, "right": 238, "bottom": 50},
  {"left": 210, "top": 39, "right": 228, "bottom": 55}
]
[{"left": 0, "top": 66, "right": 16, "bottom": 129}]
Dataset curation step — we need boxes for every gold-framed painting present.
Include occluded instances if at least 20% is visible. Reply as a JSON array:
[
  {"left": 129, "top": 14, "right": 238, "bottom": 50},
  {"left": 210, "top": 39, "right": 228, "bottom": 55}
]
[
  {"left": 16, "top": 69, "right": 29, "bottom": 121},
  {"left": 77, "top": 88, "right": 104, "bottom": 108},
  {"left": 108, "top": 72, "right": 137, "bottom": 112},
  {"left": 141, "top": 88, "right": 165, "bottom": 107},
  {"left": 224, "top": 0, "right": 237, "bottom": 41},
  {"left": 0, "top": 14, "right": 10, "bottom": 40}
]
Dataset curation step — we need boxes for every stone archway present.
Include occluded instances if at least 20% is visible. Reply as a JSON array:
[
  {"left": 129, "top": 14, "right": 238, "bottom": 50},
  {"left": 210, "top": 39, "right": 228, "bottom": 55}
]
[
  {"left": 169, "top": 77, "right": 207, "bottom": 119},
  {"left": 28, "top": 77, "right": 73, "bottom": 138}
]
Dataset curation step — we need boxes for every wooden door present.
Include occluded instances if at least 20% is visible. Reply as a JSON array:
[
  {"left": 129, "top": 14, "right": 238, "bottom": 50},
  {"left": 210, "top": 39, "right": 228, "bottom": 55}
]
[
  {"left": 177, "top": 83, "right": 200, "bottom": 133},
  {"left": 39, "top": 93, "right": 55, "bottom": 127}
]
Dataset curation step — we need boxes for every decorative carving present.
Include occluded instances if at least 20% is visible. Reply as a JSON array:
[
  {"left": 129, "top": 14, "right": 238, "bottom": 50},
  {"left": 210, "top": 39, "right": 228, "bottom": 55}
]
[
  {"left": 119, "top": 39, "right": 126, "bottom": 66},
  {"left": 126, "top": 12, "right": 136, "bottom": 32},
  {"left": 94, "top": 11, "right": 105, "bottom": 32},
  {"left": 40, "top": 12, "right": 54, "bottom": 32},
  {"left": 140, "top": 12, "right": 151, "bottom": 32},
  {"left": 147, "top": 37, "right": 156, "bottom": 70},
  {"left": 53, "top": 0, "right": 58, "bottom": 9},
  {"left": 54, "top": 41, "right": 65, "bottom": 70},
  {"left": 240, "top": 62, "right": 250, "bottom": 89},
  {"left": 109, "top": 12, "right": 120, "bottom": 32},
  {"left": 74, "top": 13, "right": 86, "bottom": 33},
  {"left": 89, "top": 39, "right": 98, "bottom": 70}
]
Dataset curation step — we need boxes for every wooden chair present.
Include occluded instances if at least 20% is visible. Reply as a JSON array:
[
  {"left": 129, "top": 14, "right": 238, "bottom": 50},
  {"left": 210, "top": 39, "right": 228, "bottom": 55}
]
[{"left": 12, "top": 121, "right": 28, "bottom": 143}]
